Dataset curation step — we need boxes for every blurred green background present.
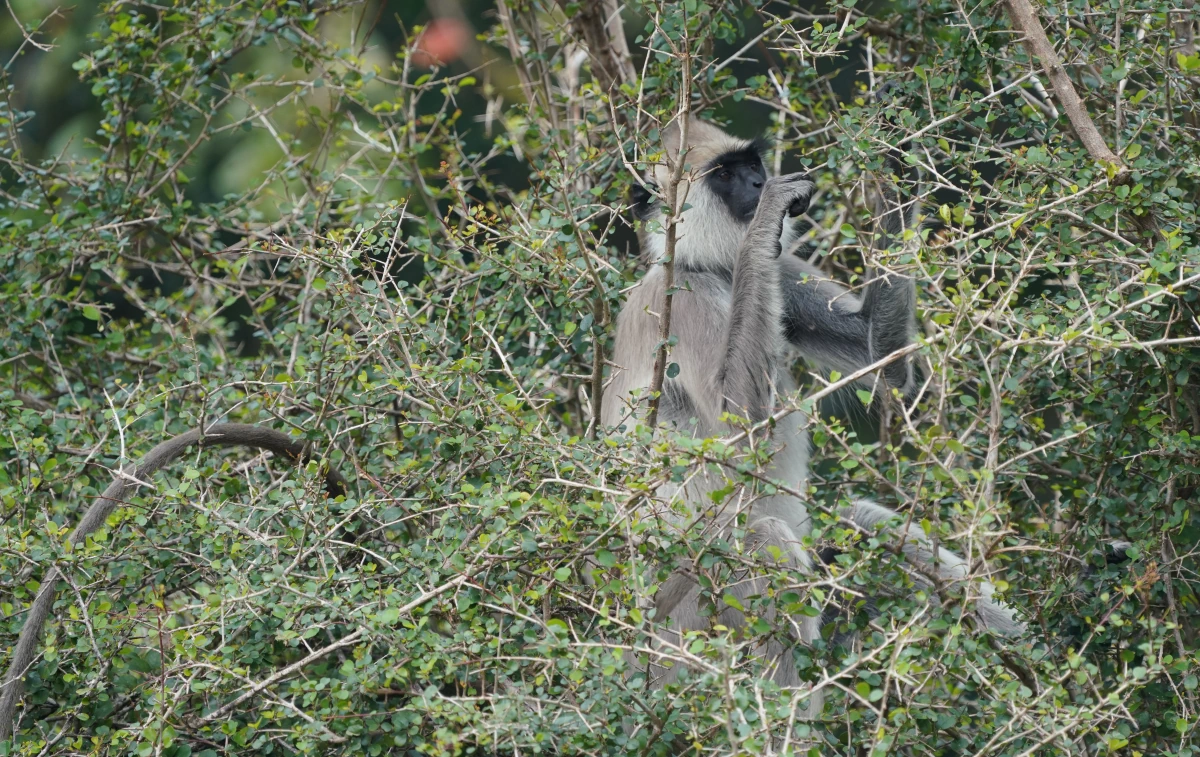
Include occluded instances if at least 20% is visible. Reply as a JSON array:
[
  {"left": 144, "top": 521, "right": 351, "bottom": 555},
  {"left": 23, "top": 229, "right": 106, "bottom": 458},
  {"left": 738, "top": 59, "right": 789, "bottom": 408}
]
[{"left": 2, "top": 1, "right": 502, "bottom": 207}]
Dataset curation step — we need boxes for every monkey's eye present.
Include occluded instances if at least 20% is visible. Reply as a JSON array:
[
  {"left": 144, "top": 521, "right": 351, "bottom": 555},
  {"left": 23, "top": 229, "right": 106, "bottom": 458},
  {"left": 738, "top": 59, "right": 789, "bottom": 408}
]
[{"left": 718, "top": 168, "right": 733, "bottom": 180}]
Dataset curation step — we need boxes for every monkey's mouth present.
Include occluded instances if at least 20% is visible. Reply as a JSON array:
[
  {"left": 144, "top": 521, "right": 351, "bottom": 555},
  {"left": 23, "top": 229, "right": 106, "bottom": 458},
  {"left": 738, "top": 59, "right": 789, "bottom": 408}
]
[{"left": 737, "top": 195, "right": 763, "bottom": 222}]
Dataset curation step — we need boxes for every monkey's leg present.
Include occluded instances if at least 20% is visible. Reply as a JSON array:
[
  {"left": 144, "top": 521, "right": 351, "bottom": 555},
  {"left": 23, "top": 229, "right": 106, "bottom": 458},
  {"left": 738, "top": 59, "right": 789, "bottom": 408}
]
[
  {"left": 741, "top": 515, "right": 825, "bottom": 718},
  {"left": 0, "top": 423, "right": 347, "bottom": 744},
  {"left": 645, "top": 515, "right": 826, "bottom": 719}
]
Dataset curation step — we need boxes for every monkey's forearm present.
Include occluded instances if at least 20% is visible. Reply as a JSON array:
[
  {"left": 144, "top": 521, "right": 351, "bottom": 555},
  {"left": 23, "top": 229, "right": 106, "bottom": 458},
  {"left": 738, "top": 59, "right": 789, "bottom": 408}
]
[
  {"left": 862, "top": 274, "right": 917, "bottom": 390},
  {"left": 0, "top": 423, "right": 346, "bottom": 743},
  {"left": 716, "top": 173, "right": 817, "bottom": 422},
  {"left": 863, "top": 166, "right": 920, "bottom": 391},
  {"left": 780, "top": 261, "right": 871, "bottom": 375},
  {"left": 718, "top": 221, "right": 785, "bottom": 422},
  {"left": 780, "top": 256, "right": 915, "bottom": 392}
]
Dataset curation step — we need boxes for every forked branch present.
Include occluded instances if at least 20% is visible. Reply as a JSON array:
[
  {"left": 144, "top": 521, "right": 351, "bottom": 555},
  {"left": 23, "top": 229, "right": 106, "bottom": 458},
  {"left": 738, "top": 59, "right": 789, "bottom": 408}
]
[{"left": 1002, "top": 0, "right": 1128, "bottom": 177}]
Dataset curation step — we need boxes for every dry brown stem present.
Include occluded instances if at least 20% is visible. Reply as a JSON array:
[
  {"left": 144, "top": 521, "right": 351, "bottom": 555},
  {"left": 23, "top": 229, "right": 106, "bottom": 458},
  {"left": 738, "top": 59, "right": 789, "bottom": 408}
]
[{"left": 1002, "top": 0, "right": 1128, "bottom": 177}]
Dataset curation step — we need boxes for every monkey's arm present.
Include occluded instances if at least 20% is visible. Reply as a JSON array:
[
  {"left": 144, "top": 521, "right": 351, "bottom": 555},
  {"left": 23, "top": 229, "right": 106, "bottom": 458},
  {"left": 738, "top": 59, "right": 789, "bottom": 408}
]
[
  {"left": 719, "top": 173, "right": 816, "bottom": 421},
  {"left": 0, "top": 423, "right": 347, "bottom": 743},
  {"left": 779, "top": 254, "right": 917, "bottom": 392},
  {"left": 780, "top": 155, "right": 920, "bottom": 393}
]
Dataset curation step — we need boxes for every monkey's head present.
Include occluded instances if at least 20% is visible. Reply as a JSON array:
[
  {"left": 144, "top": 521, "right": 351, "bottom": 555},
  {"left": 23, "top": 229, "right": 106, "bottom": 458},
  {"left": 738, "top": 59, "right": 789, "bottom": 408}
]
[{"left": 630, "top": 118, "right": 798, "bottom": 271}]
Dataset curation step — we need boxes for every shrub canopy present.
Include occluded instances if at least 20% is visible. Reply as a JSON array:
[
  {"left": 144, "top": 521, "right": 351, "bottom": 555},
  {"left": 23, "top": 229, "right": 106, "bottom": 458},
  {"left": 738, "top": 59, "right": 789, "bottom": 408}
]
[{"left": 1, "top": 0, "right": 1199, "bottom": 754}]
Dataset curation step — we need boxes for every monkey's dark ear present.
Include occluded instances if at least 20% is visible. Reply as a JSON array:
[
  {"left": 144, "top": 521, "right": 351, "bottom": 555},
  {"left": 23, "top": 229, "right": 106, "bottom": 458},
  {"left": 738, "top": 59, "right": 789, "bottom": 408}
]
[
  {"left": 629, "top": 181, "right": 654, "bottom": 205},
  {"left": 629, "top": 181, "right": 658, "bottom": 221},
  {"left": 1104, "top": 541, "right": 1135, "bottom": 565},
  {"left": 816, "top": 545, "right": 842, "bottom": 566},
  {"left": 873, "top": 79, "right": 904, "bottom": 105}
]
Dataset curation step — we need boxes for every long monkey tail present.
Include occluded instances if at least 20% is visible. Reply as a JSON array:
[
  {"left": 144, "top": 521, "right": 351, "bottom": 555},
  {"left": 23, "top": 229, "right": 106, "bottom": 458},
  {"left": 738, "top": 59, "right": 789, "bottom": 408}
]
[
  {"left": 0, "top": 423, "right": 348, "bottom": 744},
  {"left": 836, "top": 499, "right": 1026, "bottom": 636}
]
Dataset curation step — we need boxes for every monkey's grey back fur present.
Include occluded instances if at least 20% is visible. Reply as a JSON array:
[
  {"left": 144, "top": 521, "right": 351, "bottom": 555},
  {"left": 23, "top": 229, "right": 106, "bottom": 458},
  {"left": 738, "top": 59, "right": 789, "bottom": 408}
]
[
  {"left": 606, "top": 117, "right": 1023, "bottom": 716},
  {"left": 0, "top": 423, "right": 347, "bottom": 744}
]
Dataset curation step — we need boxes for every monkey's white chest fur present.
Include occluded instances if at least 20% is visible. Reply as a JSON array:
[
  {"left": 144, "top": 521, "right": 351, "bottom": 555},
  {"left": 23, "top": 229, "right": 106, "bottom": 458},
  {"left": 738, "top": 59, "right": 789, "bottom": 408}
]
[
  {"left": 602, "top": 264, "right": 815, "bottom": 553},
  {"left": 602, "top": 264, "right": 821, "bottom": 695}
]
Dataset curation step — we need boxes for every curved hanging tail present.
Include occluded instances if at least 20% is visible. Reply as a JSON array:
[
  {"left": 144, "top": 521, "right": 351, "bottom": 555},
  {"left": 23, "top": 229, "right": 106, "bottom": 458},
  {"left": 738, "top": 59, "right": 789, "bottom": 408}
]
[{"left": 833, "top": 499, "right": 1026, "bottom": 636}]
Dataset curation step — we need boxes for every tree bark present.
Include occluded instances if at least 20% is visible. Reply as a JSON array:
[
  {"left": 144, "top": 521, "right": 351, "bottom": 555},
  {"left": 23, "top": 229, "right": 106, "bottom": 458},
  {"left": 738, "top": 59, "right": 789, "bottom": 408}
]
[
  {"left": 556, "top": 0, "right": 635, "bottom": 93},
  {"left": 1003, "top": 0, "right": 1127, "bottom": 175}
]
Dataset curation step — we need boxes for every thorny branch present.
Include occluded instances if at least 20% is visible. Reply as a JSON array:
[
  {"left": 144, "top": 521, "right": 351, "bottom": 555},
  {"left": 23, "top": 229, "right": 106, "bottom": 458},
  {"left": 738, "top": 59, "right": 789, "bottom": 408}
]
[
  {"left": 645, "top": 24, "right": 692, "bottom": 430},
  {"left": 1002, "top": 0, "right": 1126, "bottom": 172}
]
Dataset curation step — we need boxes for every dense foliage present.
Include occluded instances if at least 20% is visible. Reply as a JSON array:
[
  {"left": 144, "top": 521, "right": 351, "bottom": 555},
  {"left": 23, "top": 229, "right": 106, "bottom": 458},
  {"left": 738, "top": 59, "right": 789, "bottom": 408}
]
[{"left": 2, "top": 0, "right": 1198, "bottom": 754}]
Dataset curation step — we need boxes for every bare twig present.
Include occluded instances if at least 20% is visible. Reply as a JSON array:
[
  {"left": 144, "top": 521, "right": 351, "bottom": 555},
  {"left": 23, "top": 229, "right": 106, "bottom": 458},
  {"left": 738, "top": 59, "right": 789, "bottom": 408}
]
[{"left": 646, "top": 25, "right": 693, "bottom": 430}]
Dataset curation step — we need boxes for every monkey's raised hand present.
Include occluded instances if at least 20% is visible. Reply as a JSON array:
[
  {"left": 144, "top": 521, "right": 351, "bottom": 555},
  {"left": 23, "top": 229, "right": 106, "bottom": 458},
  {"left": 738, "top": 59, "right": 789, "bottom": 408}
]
[{"left": 755, "top": 173, "right": 815, "bottom": 247}]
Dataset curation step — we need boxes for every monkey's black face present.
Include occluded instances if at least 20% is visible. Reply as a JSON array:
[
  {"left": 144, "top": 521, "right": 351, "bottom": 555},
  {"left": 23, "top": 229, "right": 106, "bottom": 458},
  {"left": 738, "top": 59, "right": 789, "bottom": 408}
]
[{"left": 706, "top": 146, "right": 767, "bottom": 223}]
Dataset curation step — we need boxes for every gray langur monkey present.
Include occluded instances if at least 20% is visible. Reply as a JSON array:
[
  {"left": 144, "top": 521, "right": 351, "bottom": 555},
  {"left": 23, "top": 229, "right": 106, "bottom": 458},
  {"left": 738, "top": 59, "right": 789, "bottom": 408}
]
[
  {"left": 0, "top": 423, "right": 347, "bottom": 743},
  {"left": 602, "top": 118, "right": 1023, "bottom": 713}
]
